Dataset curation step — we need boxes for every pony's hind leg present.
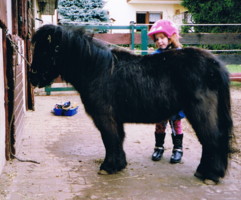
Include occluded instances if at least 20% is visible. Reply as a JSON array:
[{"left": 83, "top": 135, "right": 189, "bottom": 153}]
[
  {"left": 93, "top": 115, "right": 127, "bottom": 174},
  {"left": 185, "top": 92, "right": 229, "bottom": 184}
]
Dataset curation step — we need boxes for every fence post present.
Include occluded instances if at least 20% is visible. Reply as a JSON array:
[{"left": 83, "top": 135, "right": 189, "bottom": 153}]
[
  {"left": 141, "top": 26, "right": 148, "bottom": 55},
  {"left": 130, "top": 21, "right": 135, "bottom": 50}
]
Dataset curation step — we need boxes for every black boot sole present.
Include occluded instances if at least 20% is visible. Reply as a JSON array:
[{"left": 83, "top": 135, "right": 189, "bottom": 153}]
[{"left": 170, "top": 159, "right": 182, "bottom": 164}]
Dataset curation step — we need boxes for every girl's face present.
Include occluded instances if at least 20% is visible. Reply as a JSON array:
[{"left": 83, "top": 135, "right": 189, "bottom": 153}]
[{"left": 154, "top": 33, "right": 170, "bottom": 49}]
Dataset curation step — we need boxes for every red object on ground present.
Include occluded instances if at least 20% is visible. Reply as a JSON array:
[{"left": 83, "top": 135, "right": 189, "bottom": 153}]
[{"left": 230, "top": 73, "right": 241, "bottom": 82}]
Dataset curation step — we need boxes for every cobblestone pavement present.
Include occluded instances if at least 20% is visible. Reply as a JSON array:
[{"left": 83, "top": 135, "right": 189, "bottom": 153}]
[{"left": 0, "top": 91, "right": 241, "bottom": 200}]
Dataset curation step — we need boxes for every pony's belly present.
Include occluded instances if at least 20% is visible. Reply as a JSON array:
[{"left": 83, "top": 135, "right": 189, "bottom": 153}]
[{"left": 120, "top": 111, "right": 170, "bottom": 124}]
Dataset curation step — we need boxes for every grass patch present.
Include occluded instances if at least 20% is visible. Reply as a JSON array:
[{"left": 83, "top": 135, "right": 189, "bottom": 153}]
[
  {"left": 226, "top": 65, "right": 241, "bottom": 73},
  {"left": 226, "top": 65, "right": 241, "bottom": 87}
]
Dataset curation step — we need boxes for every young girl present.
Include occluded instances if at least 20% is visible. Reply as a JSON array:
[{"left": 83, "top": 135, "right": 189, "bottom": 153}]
[{"left": 148, "top": 19, "right": 185, "bottom": 164}]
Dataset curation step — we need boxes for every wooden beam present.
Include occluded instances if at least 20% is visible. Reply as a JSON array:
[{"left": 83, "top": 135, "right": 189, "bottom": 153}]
[
  {"left": 230, "top": 73, "right": 241, "bottom": 82},
  {"left": 180, "top": 33, "right": 241, "bottom": 45},
  {"left": 95, "top": 33, "right": 241, "bottom": 45},
  {"left": 216, "top": 55, "right": 241, "bottom": 65},
  {"left": 94, "top": 33, "right": 142, "bottom": 45}
]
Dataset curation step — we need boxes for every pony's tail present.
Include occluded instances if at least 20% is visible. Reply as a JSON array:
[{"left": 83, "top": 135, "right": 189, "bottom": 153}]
[{"left": 217, "top": 66, "right": 233, "bottom": 171}]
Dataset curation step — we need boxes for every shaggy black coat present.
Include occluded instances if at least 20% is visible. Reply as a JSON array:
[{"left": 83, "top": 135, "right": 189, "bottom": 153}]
[{"left": 30, "top": 24, "right": 233, "bottom": 184}]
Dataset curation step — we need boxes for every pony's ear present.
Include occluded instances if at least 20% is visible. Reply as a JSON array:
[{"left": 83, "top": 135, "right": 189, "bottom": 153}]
[
  {"left": 47, "top": 35, "right": 52, "bottom": 43},
  {"left": 86, "top": 33, "right": 95, "bottom": 42},
  {"left": 89, "top": 33, "right": 94, "bottom": 39},
  {"left": 31, "top": 24, "right": 58, "bottom": 44}
]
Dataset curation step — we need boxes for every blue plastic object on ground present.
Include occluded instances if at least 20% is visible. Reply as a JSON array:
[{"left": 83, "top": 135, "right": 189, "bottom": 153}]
[{"left": 53, "top": 101, "right": 78, "bottom": 116}]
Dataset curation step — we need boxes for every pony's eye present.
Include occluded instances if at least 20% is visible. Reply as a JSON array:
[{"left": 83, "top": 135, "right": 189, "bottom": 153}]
[{"left": 31, "top": 69, "right": 37, "bottom": 74}]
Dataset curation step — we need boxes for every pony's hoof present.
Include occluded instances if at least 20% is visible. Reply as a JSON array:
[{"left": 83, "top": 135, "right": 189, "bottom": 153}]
[
  {"left": 194, "top": 171, "right": 204, "bottom": 179},
  {"left": 98, "top": 169, "right": 109, "bottom": 175},
  {"left": 194, "top": 171, "right": 219, "bottom": 185},
  {"left": 203, "top": 179, "right": 218, "bottom": 185}
]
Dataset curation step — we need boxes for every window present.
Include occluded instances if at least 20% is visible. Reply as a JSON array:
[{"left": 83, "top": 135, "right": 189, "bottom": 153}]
[
  {"left": 136, "top": 13, "right": 146, "bottom": 24},
  {"left": 149, "top": 13, "right": 162, "bottom": 24},
  {"left": 136, "top": 12, "right": 162, "bottom": 31},
  {"left": 136, "top": 12, "right": 162, "bottom": 25}
]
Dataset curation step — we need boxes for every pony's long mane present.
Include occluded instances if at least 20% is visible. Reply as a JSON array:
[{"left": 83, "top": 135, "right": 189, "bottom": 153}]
[{"left": 42, "top": 25, "right": 115, "bottom": 83}]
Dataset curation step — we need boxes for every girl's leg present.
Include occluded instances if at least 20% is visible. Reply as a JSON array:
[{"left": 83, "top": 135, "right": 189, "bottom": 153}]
[
  {"left": 170, "top": 119, "right": 183, "bottom": 163},
  {"left": 152, "top": 121, "right": 168, "bottom": 161}
]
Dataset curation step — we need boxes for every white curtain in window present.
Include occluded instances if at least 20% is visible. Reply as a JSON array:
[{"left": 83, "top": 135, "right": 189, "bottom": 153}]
[{"left": 149, "top": 13, "right": 160, "bottom": 22}]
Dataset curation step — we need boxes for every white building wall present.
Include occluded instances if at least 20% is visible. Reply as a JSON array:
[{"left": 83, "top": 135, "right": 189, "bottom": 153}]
[
  {"left": 104, "top": 0, "right": 136, "bottom": 26},
  {"left": 104, "top": 0, "right": 186, "bottom": 32},
  {"left": 0, "top": 28, "right": 6, "bottom": 175},
  {"left": 41, "top": 10, "right": 58, "bottom": 25}
]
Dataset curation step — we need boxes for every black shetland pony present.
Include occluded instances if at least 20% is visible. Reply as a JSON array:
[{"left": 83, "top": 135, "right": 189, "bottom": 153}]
[{"left": 30, "top": 24, "right": 233, "bottom": 184}]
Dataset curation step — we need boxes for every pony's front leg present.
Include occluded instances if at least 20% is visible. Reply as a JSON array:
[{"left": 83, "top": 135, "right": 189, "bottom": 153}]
[{"left": 93, "top": 116, "right": 127, "bottom": 174}]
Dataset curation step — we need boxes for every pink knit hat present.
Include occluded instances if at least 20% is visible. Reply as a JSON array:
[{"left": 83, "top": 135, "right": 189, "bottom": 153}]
[{"left": 148, "top": 19, "right": 180, "bottom": 39}]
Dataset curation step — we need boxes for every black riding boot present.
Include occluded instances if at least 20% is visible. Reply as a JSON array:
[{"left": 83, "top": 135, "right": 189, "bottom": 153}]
[
  {"left": 170, "top": 134, "right": 183, "bottom": 164},
  {"left": 152, "top": 133, "right": 166, "bottom": 161}
]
